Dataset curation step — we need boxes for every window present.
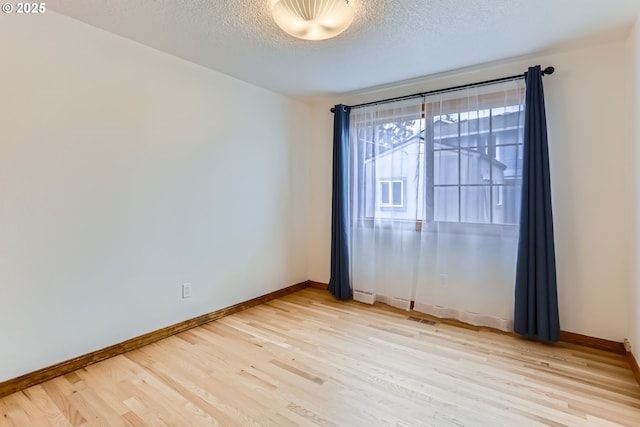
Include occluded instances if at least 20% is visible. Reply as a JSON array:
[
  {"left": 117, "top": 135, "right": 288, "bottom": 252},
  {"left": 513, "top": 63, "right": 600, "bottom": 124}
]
[
  {"left": 379, "top": 179, "right": 404, "bottom": 208},
  {"left": 350, "top": 82, "right": 525, "bottom": 227},
  {"left": 429, "top": 105, "right": 524, "bottom": 225}
]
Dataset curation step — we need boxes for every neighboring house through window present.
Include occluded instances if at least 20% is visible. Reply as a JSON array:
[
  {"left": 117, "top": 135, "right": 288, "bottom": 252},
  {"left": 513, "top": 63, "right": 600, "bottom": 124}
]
[{"left": 351, "top": 85, "right": 525, "bottom": 227}]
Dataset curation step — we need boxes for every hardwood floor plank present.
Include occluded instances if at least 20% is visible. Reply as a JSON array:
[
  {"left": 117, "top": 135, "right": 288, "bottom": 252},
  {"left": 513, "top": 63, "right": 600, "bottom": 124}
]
[
  {"left": 39, "top": 378, "right": 89, "bottom": 426},
  {"left": 17, "top": 386, "right": 72, "bottom": 427},
  {"left": 1, "top": 396, "right": 33, "bottom": 427},
  {"left": 0, "top": 397, "right": 18, "bottom": 427},
  {"left": 4, "top": 392, "right": 53, "bottom": 427}
]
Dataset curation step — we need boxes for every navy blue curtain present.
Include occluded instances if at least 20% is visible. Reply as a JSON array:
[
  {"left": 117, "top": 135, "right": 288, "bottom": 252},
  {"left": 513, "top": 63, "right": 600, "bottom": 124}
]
[
  {"left": 328, "top": 104, "right": 351, "bottom": 299},
  {"left": 514, "top": 66, "right": 560, "bottom": 342}
]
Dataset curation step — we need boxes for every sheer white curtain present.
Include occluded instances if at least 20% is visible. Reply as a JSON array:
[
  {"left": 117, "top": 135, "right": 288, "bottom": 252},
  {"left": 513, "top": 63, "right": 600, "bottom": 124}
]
[
  {"left": 350, "top": 99, "right": 424, "bottom": 309},
  {"left": 349, "top": 80, "right": 526, "bottom": 331}
]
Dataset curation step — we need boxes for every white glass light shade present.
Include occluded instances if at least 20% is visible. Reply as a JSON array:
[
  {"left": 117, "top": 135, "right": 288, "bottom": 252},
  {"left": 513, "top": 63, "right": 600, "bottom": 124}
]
[{"left": 272, "top": 0, "right": 354, "bottom": 41}]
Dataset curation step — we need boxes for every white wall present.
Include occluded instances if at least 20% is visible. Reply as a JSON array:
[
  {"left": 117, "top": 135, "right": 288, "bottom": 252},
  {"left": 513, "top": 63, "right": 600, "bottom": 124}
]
[
  {"left": 308, "top": 39, "right": 635, "bottom": 342},
  {"left": 307, "top": 103, "right": 334, "bottom": 282},
  {"left": 0, "top": 13, "right": 310, "bottom": 381},
  {"left": 631, "top": 16, "right": 640, "bottom": 356}
]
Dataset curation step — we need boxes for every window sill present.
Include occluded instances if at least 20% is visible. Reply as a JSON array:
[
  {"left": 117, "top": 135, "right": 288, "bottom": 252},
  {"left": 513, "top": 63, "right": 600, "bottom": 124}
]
[{"left": 354, "top": 218, "right": 519, "bottom": 236}]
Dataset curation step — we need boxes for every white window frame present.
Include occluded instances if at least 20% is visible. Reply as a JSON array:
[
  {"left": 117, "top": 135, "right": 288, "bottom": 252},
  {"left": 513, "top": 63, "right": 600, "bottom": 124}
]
[{"left": 379, "top": 179, "right": 404, "bottom": 208}]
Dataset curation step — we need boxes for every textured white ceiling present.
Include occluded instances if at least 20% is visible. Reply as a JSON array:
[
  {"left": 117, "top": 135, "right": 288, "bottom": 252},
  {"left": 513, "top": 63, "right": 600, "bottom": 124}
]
[{"left": 46, "top": 0, "right": 640, "bottom": 100}]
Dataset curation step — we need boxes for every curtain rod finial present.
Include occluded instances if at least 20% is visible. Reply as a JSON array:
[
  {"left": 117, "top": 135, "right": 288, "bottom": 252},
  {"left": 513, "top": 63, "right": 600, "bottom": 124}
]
[
  {"left": 543, "top": 66, "right": 555, "bottom": 75},
  {"left": 330, "top": 105, "right": 349, "bottom": 113}
]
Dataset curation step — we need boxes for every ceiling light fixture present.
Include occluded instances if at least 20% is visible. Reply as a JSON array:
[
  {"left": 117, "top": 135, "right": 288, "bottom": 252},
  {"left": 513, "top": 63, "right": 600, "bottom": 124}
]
[{"left": 272, "top": 0, "right": 354, "bottom": 41}]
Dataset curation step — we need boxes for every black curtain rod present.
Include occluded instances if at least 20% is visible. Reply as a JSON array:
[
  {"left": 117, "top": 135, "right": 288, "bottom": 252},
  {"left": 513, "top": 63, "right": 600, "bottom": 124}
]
[{"left": 330, "top": 66, "right": 555, "bottom": 112}]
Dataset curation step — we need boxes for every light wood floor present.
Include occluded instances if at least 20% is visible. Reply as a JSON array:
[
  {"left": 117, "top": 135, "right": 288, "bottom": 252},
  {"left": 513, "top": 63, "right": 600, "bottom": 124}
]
[{"left": 1, "top": 288, "right": 639, "bottom": 426}]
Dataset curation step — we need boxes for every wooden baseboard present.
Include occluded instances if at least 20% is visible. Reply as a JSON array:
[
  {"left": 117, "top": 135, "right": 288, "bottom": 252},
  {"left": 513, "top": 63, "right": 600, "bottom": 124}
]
[
  {"left": 308, "top": 281, "right": 328, "bottom": 290},
  {"left": 557, "top": 331, "right": 626, "bottom": 355},
  {"left": 627, "top": 351, "right": 640, "bottom": 387},
  {"left": 0, "top": 281, "right": 310, "bottom": 399}
]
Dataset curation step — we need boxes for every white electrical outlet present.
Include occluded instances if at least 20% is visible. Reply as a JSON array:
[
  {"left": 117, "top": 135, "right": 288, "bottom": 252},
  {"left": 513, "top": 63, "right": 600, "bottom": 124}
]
[{"left": 182, "top": 283, "right": 192, "bottom": 299}]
